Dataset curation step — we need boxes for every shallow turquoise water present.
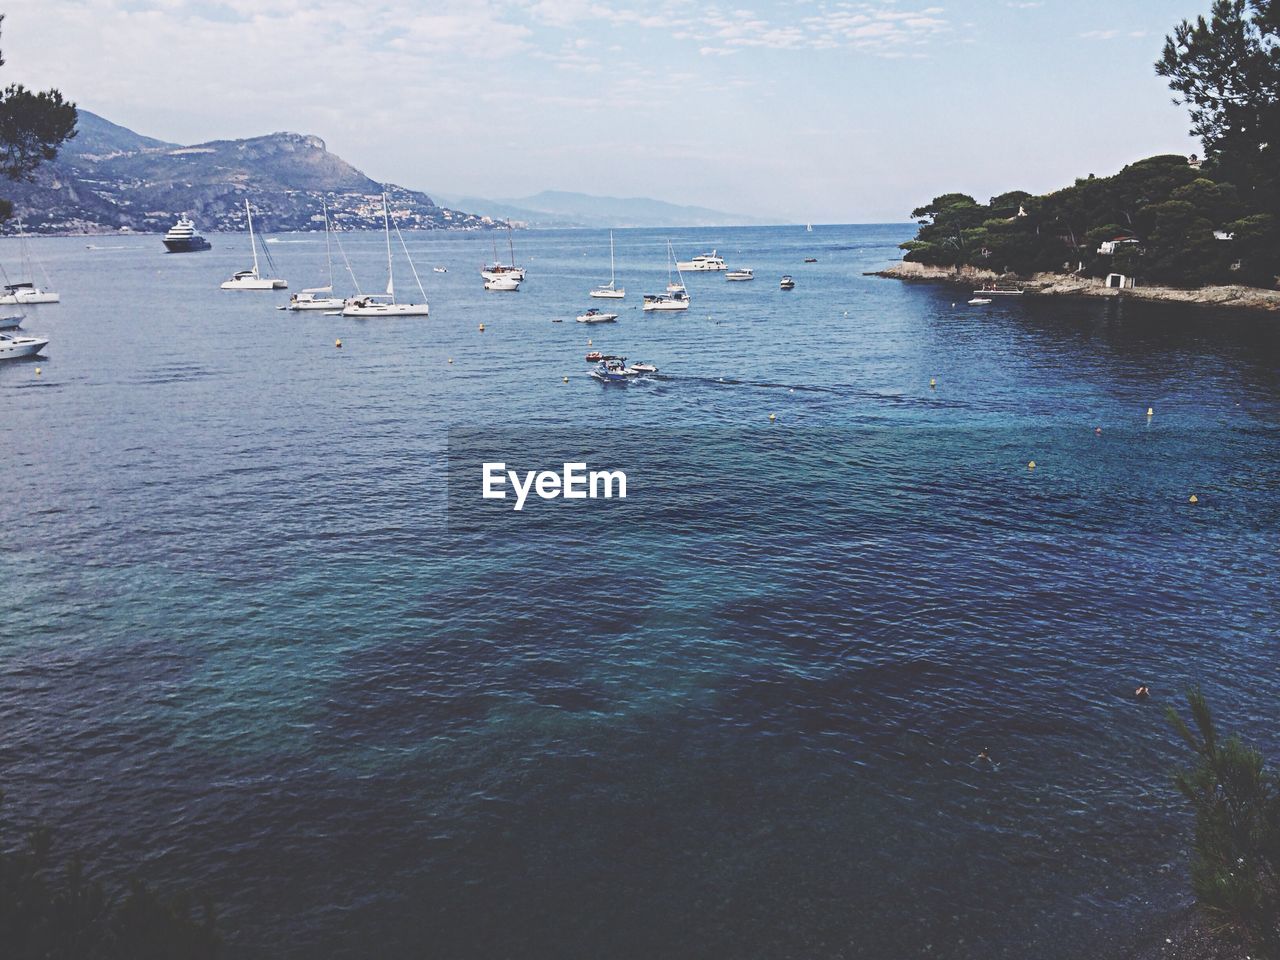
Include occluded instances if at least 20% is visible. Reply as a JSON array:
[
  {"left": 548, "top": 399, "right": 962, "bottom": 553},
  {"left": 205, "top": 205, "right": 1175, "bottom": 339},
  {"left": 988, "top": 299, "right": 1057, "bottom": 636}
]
[{"left": 1, "top": 225, "right": 1278, "bottom": 958}]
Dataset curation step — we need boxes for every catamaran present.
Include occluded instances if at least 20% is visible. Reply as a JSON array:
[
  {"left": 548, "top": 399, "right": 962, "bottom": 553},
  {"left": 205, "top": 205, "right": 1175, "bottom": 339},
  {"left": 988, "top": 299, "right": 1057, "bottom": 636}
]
[
  {"left": 1, "top": 225, "right": 61, "bottom": 304},
  {"left": 590, "top": 230, "right": 625, "bottom": 299},
  {"left": 643, "top": 241, "right": 691, "bottom": 311},
  {"left": 221, "top": 200, "right": 287, "bottom": 290},
  {"left": 342, "top": 193, "right": 430, "bottom": 317},
  {"left": 283, "top": 200, "right": 345, "bottom": 310}
]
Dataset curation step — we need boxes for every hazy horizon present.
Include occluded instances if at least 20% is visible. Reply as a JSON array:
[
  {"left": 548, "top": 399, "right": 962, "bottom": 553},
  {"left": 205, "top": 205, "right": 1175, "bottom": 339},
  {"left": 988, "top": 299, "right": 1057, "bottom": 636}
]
[{"left": 7, "top": 0, "right": 1198, "bottom": 222}]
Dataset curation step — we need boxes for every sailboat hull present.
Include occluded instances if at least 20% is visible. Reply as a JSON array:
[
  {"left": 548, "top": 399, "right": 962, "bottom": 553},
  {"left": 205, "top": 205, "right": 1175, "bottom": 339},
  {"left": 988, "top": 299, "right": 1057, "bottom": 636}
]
[
  {"left": 589, "top": 288, "right": 625, "bottom": 299},
  {"left": 221, "top": 277, "right": 284, "bottom": 290},
  {"left": 342, "top": 302, "right": 429, "bottom": 317},
  {"left": 0, "top": 291, "right": 59, "bottom": 304}
]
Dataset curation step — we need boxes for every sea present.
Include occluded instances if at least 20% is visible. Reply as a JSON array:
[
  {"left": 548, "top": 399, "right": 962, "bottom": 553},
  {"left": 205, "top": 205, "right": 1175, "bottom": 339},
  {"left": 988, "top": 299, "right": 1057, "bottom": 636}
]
[{"left": 1, "top": 224, "right": 1278, "bottom": 959}]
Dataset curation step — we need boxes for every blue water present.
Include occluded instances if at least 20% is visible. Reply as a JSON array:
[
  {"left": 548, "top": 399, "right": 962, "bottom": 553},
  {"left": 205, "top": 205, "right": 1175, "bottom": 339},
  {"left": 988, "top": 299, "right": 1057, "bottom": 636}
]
[{"left": 2, "top": 225, "right": 1278, "bottom": 958}]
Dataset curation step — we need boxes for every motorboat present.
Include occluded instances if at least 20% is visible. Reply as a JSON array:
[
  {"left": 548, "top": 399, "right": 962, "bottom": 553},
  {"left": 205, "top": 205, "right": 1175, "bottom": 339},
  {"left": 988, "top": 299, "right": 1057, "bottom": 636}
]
[
  {"left": 804, "top": 257, "right": 818, "bottom": 263},
  {"left": 341, "top": 192, "right": 431, "bottom": 316},
  {"left": 590, "top": 230, "right": 625, "bottom": 298},
  {"left": 779, "top": 275, "right": 796, "bottom": 289},
  {"left": 627, "top": 361, "right": 658, "bottom": 374},
  {"left": 0, "top": 313, "right": 23, "bottom": 330},
  {"left": 676, "top": 250, "right": 727, "bottom": 271},
  {"left": 0, "top": 332, "right": 48, "bottom": 359},
  {"left": 433, "top": 266, "right": 447, "bottom": 273},
  {"left": 222, "top": 200, "right": 287, "bottom": 289},
  {"left": 0, "top": 281, "right": 59, "bottom": 304},
  {"left": 725, "top": 269, "right": 754, "bottom": 281},
  {"left": 590, "top": 357, "right": 639, "bottom": 382},
  {"left": 968, "top": 297, "right": 993, "bottom": 305},
  {"left": 484, "top": 275, "right": 520, "bottom": 291},
  {"left": 162, "top": 215, "right": 212, "bottom": 253},
  {"left": 576, "top": 308, "right": 618, "bottom": 324}
]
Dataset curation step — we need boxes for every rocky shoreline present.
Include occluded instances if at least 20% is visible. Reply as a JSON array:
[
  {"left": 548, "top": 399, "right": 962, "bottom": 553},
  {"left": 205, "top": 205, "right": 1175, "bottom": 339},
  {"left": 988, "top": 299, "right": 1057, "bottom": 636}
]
[{"left": 870, "top": 260, "right": 1280, "bottom": 312}]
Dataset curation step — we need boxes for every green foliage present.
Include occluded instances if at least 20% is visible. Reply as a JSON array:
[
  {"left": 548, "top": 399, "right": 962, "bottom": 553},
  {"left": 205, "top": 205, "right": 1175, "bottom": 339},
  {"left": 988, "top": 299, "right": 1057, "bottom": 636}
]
[
  {"left": 0, "top": 791, "right": 221, "bottom": 959},
  {"left": 1166, "top": 690, "right": 1280, "bottom": 955},
  {"left": 0, "top": 14, "right": 79, "bottom": 221}
]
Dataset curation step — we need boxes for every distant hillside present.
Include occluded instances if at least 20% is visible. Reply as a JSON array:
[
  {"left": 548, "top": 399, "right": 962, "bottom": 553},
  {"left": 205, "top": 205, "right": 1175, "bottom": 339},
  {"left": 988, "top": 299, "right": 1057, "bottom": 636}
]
[
  {"left": 442, "top": 189, "right": 782, "bottom": 228},
  {"left": 2, "top": 110, "right": 492, "bottom": 234}
]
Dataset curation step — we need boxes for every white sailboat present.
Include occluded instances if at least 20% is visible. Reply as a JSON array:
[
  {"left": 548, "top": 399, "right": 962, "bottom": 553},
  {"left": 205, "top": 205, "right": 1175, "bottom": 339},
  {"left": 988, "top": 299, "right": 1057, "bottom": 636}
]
[
  {"left": 343, "top": 193, "right": 430, "bottom": 317},
  {"left": 283, "top": 200, "right": 345, "bottom": 310},
  {"left": 643, "top": 241, "right": 690, "bottom": 311},
  {"left": 221, "top": 200, "right": 287, "bottom": 290},
  {"left": 0, "top": 224, "right": 61, "bottom": 304},
  {"left": 590, "top": 231, "right": 625, "bottom": 299},
  {"left": 480, "top": 225, "right": 525, "bottom": 282}
]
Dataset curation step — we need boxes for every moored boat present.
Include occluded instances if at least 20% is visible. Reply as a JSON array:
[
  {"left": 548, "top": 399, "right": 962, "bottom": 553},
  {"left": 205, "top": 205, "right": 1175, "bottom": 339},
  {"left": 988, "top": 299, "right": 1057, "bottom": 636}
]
[
  {"left": 590, "top": 231, "right": 626, "bottom": 299},
  {"left": 221, "top": 200, "right": 287, "bottom": 289},
  {"left": 676, "top": 250, "right": 727, "bottom": 271},
  {"left": 725, "top": 268, "right": 754, "bottom": 281},
  {"left": 341, "top": 192, "right": 430, "bottom": 316},
  {"left": 484, "top": 275, "right": 520, "bottom": 291},
  {"left": 576, "top": 308, "right": 618, "bottom": 324},
  {"left": 0, "top": 281, "right": 59, "bottom": 304},
  {"left": 0, "top": 332, "right": 47, "bottom": 359},
  {"left": 779, "top": 275, "right": 796, "bottom": 289},
  {"left": 644, "top": 241, "right": 691, "bottom": 311},
  {"left": 162, "top": 215, "right": 212, "bottom": 253},
  {"left": 0, "top": 313, "right": 24, "bottom": 330}
]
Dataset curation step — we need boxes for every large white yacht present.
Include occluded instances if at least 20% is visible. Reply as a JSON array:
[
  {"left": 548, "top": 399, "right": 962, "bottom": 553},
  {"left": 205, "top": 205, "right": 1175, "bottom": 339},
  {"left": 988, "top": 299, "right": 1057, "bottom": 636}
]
[{"left": 676, "top": 250, "right": 727, "bottom": 271}]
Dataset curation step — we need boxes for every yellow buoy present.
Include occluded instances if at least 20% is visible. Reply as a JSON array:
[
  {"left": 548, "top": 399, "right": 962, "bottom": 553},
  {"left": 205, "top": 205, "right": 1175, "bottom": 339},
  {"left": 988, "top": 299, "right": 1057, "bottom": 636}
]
[
  {"left": 562, "top": 376, "right": 569, "bottom": 383},
  {"left": 335, "top": 339, "right": 342, "bottom": 348},
  {"left": 768, "top": 413, "right": 777, "bottom": 422},
  {"left": 1189, "top": 494, "right": 1199, "bottom": 504},
  {"left": 1028, "top": 460, "right": 1036, "bottom": 470},
  {"left": 478, "top": 323, "right": 485, "bottom": 332},
  {"left": 448, "top": 358, "right": 453, "bottom": 364},
  {"left": 930, "top": 377, "right": 937, "bottom": 388},
  {"left": 1147, "top": 407, "right": 1154, "bottom": 417},
  {"left": 35, "top": 366, "right": 42, "bottom": 375},
  {"left": 587, "top": 338, "right": 593, "bottom": 346}
]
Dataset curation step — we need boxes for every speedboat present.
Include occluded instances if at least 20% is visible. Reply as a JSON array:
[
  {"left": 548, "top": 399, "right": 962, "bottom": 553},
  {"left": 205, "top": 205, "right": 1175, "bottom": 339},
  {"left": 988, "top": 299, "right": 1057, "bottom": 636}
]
[
  {"left": 725, "top": 269, "right": 754, "bottom": 281},
  {"left": 0, "top": 332, "right": 48, "bottom": 359},
  {"left": 484, "top": 275, "right": 520, "bottom": 291},
  {"left": 283, "top": 288, "right": 346, "bottom": 311},
  {"left": 162, "top": 215, "right": 212, "bottom": 253},
  {"left": 342, "top": 294, "right": 429, "bottom": 317},
  {"left": 0, "top": 314, "right": 23, "bottom": 330},
  {"left": 967, "top": 297, "right": 993, "bottom": 305},
  {"left": 0, "top": 282, "right": 59, "bottom": 304},
  {"left": 433, "top": 266, "right": 448, "bottom": 273},
  {"left": 643, "top": 290, "right": 689, "bottom": 311},
  {"left": 590, "top": 357, "right": 639, "bottom": 382},
  {"left": 779, "top": 275, "right": 796, "bottom": 289},
  {"left": 676, "top": 250, "right": 727, "bottom": 271},
  {"left": 576, "top": 308, "right": 618, "bottom": 324}
]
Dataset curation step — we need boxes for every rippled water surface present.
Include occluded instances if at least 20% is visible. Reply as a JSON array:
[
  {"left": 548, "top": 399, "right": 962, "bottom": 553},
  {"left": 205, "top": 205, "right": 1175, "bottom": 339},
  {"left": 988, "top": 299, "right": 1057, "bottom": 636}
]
[{"left": 2, "top": 225, "right": 1278, "bottom": 958}]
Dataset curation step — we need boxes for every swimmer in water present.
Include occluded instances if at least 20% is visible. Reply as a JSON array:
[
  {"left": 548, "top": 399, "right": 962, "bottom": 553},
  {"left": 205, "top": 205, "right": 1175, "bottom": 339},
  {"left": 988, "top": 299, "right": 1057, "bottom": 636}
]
[{"left": 1135, "top": 685, "right": 1151, "bottom": 700}]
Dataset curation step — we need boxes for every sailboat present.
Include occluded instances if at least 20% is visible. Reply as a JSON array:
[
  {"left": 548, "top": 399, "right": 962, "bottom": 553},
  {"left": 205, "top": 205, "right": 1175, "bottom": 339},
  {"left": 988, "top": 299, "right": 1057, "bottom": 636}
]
[
  {"left": 480, "top": 224, "right": 525, "bottom": 282},
  {"left": 342, "top": 193, "right": 430, "bottom": 317},
  {"left": 283, "top": 200, "right": 345, "bottom": 310},
  {"left": 589, "top": 231, "right": 625, "bottom": 299},
  {"left": 221, "top": 200, "right": 287, "bottom": 290},
  {"left": 0, "top": 224, "right": 61, "bottom": 304},
  {"left": 806, "top": 223, "right": 813, "bottom": 233},
  {"left": 643, "top": 241, "right": 690, "bottom": 311}
]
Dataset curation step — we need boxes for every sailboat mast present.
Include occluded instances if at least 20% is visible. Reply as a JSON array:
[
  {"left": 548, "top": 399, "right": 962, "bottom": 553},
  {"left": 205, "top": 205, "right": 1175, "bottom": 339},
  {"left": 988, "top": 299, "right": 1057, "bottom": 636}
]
[
  {"left": 508, "top": 224, "right": 516, "bottom": 267},
  {"left": 382, "top": 192, "right": 395, "bottom": 301},
  {"left": 323, "top": 198, "right": 334, "bottom": 289},
  {"left": 246, "top": 200, "right": 260, "bottom": 277},
  {"left": 609, "top": 230, "right": 615, "bottom": 284}
]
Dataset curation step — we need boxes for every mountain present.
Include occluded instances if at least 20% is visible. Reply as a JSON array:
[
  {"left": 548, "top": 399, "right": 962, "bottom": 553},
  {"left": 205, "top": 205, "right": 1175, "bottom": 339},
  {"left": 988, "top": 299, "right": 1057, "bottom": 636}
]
[
  {"left": 2, "top": 110, "right": 492, "bottom": 234},
  {"left": 440, "top": 189, "right": 783, "bottom": 228}
]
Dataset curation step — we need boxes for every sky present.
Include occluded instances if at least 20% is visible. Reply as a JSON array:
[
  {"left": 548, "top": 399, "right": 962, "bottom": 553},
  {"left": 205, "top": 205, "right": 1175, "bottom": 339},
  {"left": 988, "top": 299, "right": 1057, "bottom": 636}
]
[{"left": 5, "top": 0, "right": 1204, "bottom": 222}]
